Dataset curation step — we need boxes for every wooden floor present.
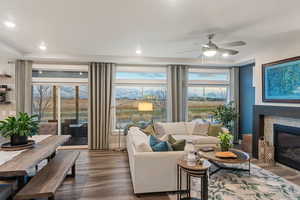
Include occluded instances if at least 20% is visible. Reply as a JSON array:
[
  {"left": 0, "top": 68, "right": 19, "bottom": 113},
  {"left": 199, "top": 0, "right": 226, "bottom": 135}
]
[
  {"left": 55, "top": 150, "right": 170, "bottom": 200},
  {"left": 52, "top": 150, "right": 300, "bottom": 200}
]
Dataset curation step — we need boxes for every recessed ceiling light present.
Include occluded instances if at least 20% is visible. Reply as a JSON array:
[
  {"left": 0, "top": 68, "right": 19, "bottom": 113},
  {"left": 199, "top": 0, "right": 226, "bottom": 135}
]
[
  {"left": 136, "top": 49, "right": 142, "bottom": 55},
  {"left": 79, "top": 72, "right": 83, "bottom": 76},
  {"left": 39, "top": 43, "right": 47, "bottom": 51},
  {"left": 222, "top": 53, "right": 229, "bottom": 57},
  {"left": 38, "top": 70, "right": 43, "bottom": 74},
  {"left": 4, "top": 21, "right": 16, "bottom": 28}
]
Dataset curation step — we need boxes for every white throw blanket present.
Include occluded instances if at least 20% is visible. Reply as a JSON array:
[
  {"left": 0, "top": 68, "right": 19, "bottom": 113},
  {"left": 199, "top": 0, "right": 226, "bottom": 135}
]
[{"left": 0, "top": 135, "right": 51, "bottom": 166}]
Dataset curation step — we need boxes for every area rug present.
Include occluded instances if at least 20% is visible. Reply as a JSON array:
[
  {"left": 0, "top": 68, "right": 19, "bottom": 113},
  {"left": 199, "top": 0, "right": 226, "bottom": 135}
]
[{"left": 169, "top": 164, "right": 300, "bottom": 200}]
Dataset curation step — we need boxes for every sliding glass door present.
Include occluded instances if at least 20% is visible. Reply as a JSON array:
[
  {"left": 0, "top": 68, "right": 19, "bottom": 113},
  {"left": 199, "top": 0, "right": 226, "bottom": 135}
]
[{"left": 32, "top": 83, "right": 88, "bottom": 145}]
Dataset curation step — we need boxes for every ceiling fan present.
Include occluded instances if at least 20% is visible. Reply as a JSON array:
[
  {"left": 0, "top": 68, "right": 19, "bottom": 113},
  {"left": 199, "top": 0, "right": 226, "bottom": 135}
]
[{"left": 179, "top": 33, "right": 246, "bottom": 57}]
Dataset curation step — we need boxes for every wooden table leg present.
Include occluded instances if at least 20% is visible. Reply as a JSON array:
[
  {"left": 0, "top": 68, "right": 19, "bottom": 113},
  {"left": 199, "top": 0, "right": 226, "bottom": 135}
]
[
  {"left": 202, "top": 173, "right": 208, "bottom": 200},
  {"left": 71, "top": 164, "right": 76, "bottom": 177},
  {"left": 17, "top": 176, "right": 25, "bottom": 191}
]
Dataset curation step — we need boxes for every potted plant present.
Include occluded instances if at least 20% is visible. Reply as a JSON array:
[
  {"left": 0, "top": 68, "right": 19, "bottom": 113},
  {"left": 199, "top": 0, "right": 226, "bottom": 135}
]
[
  {"left": 213, "top": 101, "right": 238, "bottom": 132},
  {"left": 0, "top": 112, "right": 39, "bottom": 146},
  {"left": 218, "top": 131, "right": 233, "bottom": 152}
]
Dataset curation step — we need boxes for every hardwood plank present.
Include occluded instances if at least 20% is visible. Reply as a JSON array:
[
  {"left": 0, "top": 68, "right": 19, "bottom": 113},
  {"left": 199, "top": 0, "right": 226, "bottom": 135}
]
[
  {"left": 15, "top": 150, "right": 79, "bottom": 200},
  {"left": 55, "top": 151, "right": 171, "bottom": 200},
  {"left": 0, "top": 135, "right": 70, "bottom": 177}
]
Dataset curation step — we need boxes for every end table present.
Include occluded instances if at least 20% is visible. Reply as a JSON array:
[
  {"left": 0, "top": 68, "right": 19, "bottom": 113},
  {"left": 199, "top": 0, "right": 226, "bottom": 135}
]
[{"left": 177, "top": 159, "right": 211, "bottom": 200}]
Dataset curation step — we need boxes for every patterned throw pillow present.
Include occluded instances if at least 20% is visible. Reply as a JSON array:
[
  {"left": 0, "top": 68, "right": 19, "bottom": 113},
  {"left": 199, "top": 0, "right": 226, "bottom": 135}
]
[
  {"left": 208, "top": 124, "right": 223, "bottom": 137},
  {"left": 192, "top": 122, "right": 210, "bottom": 136},
  {"left": 140, "top": 124, "right": 156, "bottom": 136},
  {"left": 167, "top": 135, "right": 186, "bottom": 151},
  {"left": 149, "top": 135, "right": 172, "bottom": 152}
]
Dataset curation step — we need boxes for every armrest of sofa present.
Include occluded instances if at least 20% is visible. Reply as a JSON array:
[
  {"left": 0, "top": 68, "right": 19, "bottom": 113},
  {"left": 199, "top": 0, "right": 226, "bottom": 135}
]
[{"left": 131, "top": 151, "right": 184, "bottom": 193}]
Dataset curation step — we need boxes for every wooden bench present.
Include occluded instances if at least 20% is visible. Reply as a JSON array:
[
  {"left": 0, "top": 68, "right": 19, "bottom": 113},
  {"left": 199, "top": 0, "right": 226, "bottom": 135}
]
[
  {"left": 15, "top": 150, "right": 80, "bottom": 200},
  {"left": 0, "top": 184, "right": 12, "bottom": 200},
  {"left": 0, "top": 178, "right": 18, "bottom": 200}
]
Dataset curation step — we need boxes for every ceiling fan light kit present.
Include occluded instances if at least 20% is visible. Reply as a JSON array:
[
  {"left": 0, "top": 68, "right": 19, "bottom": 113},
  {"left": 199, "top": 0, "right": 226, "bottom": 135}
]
[
  {"left": 203, "top": 49, "right": 217, "bottom": 57},
  {"left": 185, "top": 33, "right": 246, "bottom": 58}
]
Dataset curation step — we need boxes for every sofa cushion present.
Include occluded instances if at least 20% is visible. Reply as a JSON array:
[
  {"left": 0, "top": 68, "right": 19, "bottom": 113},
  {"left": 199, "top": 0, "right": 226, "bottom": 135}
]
[
  {"left": 192, "top": 122, "right": 210, "bottom": 136},
  {"left": 172, "top": 135, "right": 219, "bottom": 145},
  {"left": 155, "top": 122, "right": 188, "bottom": 136}
]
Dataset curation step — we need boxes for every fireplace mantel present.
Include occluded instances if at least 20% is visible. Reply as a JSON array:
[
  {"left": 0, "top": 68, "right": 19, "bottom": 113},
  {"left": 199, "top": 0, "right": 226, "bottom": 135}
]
[{"left": 252, "top": 105, "right": 300, "bottom": 158}]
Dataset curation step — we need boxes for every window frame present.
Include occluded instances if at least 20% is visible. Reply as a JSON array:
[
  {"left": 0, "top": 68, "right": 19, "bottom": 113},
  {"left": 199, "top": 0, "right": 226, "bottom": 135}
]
[
  {"left": 186, "top": 67, "right": 231, "bottom": 121},
  {"left": 112, "top": 65, "right": 169, "bottom": 133}
]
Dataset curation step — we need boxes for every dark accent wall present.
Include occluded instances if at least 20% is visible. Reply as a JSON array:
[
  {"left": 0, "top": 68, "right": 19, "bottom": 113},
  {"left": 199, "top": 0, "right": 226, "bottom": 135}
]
[{"left": 239, "top": 63, "right": 255, "bottom": 137}]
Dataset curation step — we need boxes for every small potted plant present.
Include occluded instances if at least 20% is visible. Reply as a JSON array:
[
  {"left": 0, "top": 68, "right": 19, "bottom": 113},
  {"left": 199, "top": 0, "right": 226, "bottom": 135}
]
[
  {"left": 0, "top": 112, "right": 39, "bottom": 146},
  {"left": 218, "top": 131, "right": 233, "bottom": 152}
]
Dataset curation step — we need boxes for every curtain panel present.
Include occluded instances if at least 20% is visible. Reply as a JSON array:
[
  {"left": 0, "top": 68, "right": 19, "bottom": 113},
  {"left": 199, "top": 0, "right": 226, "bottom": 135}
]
[
  {"left": 231, "top": 67, "right": 240, "bottom": 143},
  {"left": 15, "top": 60, "right": 33, "bottom": 114},
  {"left": 168, "top": 65, "right": 188, "bottom": 122},
  {"left": 88, "top": 62, "right": 114, "bottom": 150}
]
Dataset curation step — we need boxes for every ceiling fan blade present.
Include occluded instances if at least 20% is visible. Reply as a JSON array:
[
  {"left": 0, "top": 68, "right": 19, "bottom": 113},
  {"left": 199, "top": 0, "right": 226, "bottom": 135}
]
[
  {"left": 219, "top": 48, "right": 239, "bottom": 55},
  {"left": 176, "top": 49, "right": 200, "bottom": 54},
  {"left": 221, "top": 41, "right": 246, "bottom": 47},
  {"left": 201, "top": 44, "right": 209, "bottom": 48}
]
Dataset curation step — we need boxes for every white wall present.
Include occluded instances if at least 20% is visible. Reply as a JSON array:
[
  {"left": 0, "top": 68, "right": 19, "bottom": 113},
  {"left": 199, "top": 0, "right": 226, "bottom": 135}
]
[{"left": 253, "top": 35, "right": 300, "bottom": 107}]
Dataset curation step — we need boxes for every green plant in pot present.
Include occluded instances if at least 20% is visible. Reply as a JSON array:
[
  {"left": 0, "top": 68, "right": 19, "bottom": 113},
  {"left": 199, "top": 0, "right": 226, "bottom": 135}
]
[
  {"left": 213, "top": 101, "right": 238, "bottom": 132},
  {"left": 218, "top": 131, "right": 233, "bottom": 152},
  {"left": 0, "top": 112, "right": 39, "bottom": 146}
]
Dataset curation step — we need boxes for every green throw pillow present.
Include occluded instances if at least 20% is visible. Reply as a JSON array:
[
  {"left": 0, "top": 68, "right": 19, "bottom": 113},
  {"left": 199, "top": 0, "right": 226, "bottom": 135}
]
[
  {"left": 208, "top": 124, "right": 223, "bottom": 137},
  {"left": 141, "top": 124, "right": 156, "bottom": 136},
  {"left": 168, "top": 135, "right": 186, "bottom": 151}
]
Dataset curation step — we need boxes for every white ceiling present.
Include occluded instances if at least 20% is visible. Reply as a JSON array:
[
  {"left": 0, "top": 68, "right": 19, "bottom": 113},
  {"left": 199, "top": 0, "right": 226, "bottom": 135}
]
[{"left": 0, "top": 0, "right": 300, "bottom": 64}]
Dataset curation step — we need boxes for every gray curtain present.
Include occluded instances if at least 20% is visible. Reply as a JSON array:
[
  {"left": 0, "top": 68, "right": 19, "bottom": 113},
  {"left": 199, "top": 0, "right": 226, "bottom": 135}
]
[
  {"left": 15, "top": 60, "right": 33, "bottom": 114},
  {"left": 88, "top": 62, "right": 114, "bottom": 150},
  {"left": 231, "top": 67, "right": 240, "bottom": 143},
  {"left": 168, "top": 65, "right": 188, "bottom": 122}
]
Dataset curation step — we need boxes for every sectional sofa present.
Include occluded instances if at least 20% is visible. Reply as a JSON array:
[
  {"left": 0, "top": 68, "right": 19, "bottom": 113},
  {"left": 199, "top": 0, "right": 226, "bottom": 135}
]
[{"left": 127, "top": 121, "right": 222, "bottom": 194}]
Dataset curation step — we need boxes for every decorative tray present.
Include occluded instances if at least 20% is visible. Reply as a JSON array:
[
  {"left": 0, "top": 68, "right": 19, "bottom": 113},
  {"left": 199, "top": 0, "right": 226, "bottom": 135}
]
[
  {"left": 0, "top": 140, "right": 35, "bottom": 151},
  {"left": 200, "top": 147, "right": 215, "bottom": 152},
  {"left": 215, "top": 151, "right": 237, "bottom": 159}
]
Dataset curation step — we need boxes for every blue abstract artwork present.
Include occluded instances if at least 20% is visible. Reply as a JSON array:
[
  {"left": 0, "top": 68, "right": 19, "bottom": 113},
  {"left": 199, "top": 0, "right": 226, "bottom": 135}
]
[{"left": 263, "top": 58, "right": 300, "bottom": 102}]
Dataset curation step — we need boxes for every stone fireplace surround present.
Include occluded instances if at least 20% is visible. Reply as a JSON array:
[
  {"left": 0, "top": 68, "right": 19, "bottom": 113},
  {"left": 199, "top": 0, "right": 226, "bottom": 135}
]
[{"left": 252, "top": 105, "right": 300, "bottom": 158}]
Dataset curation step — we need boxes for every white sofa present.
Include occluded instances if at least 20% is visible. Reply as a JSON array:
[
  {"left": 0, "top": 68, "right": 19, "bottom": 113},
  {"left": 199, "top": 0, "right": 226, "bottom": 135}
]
[{"left": 127, "top": 122, "right": 222, "bottom": 194}]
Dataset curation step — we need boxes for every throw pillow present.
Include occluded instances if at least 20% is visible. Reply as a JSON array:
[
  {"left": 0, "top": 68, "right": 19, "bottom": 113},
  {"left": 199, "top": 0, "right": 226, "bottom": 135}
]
[
  {"left": 168, "top": 135, "right": 186, "bottom": 151},
  {"left": 192, "top": 122, "right": 210, "bottom": 136},
  {"left": 149, "top": 135, "right": 172, "bottom": 152},
  {"left": 135, "top": 143, "right": 153, "bottom": 152},
  {"left": 140, "top": 124, "right": 156, "bottom": 136},
  {"left": 154, "top": 122, "right": 167, "bottom": 137},
  {"left": 208, "top": 124, "right": 223, "bottom": 137}
]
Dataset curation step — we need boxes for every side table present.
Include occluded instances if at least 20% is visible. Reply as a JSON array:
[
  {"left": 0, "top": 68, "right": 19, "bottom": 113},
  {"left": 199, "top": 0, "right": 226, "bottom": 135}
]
[{"left": 177, "top": 159, "right": 211, "bottom": 200}]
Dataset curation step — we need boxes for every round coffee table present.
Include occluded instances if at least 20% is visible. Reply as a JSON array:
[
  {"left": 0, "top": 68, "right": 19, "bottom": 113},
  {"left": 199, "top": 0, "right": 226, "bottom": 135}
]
[
  {"left": 177, "top": 159, "right": 211, "bottom": 200},
  {"left": 199, "top": 148, "right": 250, "bottom": 176}
]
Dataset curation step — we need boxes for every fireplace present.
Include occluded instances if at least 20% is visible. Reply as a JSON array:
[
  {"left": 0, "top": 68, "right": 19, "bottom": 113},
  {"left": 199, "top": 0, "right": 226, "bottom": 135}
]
[{"left": 274, "top": 124, "right": 300, "bottom": 171}]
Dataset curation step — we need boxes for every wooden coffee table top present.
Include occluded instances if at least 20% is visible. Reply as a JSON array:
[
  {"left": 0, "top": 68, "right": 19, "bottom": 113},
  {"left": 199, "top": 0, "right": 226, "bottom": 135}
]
[
  {"left": 199, "top": 148, "right": 250, "bottom": 164},
  {"left": 177, "top": 159, "right": 211, "bottom": 171}
]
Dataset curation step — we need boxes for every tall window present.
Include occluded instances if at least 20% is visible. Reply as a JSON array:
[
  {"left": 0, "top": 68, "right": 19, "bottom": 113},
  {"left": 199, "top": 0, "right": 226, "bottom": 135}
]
[
  {"left": 187, "top": 68, "right": 230, "bottom": 121},
  {"left": 113, "top": 66, "right": 168, "bottom": 130}
]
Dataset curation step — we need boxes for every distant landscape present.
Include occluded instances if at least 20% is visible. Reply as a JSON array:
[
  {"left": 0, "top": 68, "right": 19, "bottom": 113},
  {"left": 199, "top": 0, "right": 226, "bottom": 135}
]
[{"left": 32, "top": 85, "right": 226, "bottom": 128}]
